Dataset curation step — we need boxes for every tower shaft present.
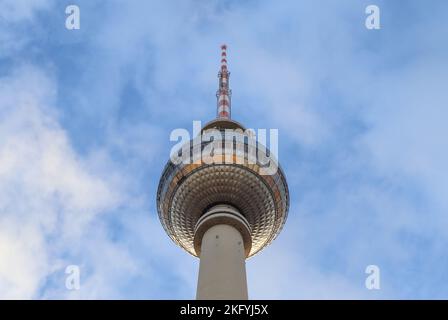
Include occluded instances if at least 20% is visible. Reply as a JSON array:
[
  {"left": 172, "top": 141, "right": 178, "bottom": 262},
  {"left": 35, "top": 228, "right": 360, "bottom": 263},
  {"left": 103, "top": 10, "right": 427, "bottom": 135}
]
[
  {"left": 196, "top": 224, "right": 248, "bottom": 300},
  {"left": 194, "top": 204, "right": 251, "bottom": 300}
]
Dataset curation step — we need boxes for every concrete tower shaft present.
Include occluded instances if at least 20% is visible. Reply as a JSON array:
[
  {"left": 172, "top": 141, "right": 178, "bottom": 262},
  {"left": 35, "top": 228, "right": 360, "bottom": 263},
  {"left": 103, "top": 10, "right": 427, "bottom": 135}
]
[{"left": 196, "top": 205, "right": 250, "bottom": 299}]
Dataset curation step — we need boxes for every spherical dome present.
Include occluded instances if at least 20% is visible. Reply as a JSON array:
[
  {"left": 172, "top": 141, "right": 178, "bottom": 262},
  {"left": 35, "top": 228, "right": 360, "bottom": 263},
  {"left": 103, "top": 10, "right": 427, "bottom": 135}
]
[{"left": 157, "top": 121, "right": 289, "bottom": 258}]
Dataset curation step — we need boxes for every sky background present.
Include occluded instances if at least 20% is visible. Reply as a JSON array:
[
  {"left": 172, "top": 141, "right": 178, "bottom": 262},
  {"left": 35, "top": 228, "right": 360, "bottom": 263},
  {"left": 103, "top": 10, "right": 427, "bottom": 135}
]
[{"left": 0, "top": 0, "right": 447, "bottom": 299}]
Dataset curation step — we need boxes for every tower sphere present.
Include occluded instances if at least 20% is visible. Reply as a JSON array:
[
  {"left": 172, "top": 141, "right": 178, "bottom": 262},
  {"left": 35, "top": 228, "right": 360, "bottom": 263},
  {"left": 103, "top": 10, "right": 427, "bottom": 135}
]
[{"left": 157, "top": 124, "right": 289, "bottom": 258}]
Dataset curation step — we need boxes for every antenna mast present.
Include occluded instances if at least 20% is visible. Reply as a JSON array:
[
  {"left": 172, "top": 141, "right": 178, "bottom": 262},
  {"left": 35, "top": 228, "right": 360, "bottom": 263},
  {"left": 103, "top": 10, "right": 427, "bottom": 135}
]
[{"left": 216, "top": 44, "right": 231, "bottom": 119}]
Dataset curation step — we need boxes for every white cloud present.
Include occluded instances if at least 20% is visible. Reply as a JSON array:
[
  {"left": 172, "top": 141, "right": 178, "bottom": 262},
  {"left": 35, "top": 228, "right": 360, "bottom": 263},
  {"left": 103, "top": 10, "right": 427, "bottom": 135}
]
[
  {"left": 248, "top": 245, "right": 370, "bottom": 299},
  {"left": 0, "top": 64, "right": 197, "bottom": 299},
  {"left": 0, "top": 0, "right": 52, "bottom": 22},
  {"left": 0, "top": 221, "right": 49, "bottom": 298},
  {"left": 0, "top": 65, "right": 125, "bottom": 298},
  {"left": 0, "top": 0, "right": 53, "bottom": 57}
]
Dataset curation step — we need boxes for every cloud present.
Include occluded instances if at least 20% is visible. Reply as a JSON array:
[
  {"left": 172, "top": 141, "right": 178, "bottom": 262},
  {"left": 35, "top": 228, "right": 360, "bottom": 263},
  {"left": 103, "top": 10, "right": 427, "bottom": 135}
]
[
  {"left": 0, "top": 64, "right": 197, "bottom": 299},
  {"left": 0, "top": 65, "right": 125, "bottom": 298},
  {"left": 0, "top": 0, "right": 52, "bottom": 22},
  {"left": 0, "top": 0, "right": 54, "bottom": 57}
]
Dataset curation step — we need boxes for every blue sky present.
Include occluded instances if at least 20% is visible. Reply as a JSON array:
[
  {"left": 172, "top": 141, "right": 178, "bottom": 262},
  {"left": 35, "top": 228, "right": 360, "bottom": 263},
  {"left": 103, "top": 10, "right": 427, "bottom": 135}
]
[{"left": 0, "top": 0, "right": 447, "bottom": 299}]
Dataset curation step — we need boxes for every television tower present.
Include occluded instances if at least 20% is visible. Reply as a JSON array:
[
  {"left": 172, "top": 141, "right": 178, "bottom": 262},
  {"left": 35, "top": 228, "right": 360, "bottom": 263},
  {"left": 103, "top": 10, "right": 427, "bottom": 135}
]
[{"left": 157, "top": 45, "right": 289, "bottom": 299}]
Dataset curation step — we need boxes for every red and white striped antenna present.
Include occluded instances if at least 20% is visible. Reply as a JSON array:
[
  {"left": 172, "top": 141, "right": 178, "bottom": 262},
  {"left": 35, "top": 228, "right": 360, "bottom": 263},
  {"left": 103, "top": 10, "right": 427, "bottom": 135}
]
[{"left": 216, "top": 44, "right": 231, "bottom": 119}]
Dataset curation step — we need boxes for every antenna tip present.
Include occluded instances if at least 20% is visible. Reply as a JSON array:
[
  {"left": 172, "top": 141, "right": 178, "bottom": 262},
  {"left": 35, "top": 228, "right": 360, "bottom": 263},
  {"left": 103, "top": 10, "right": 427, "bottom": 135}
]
[{"left": 221, "top": 44, "right": 227, "bottom": 50}]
